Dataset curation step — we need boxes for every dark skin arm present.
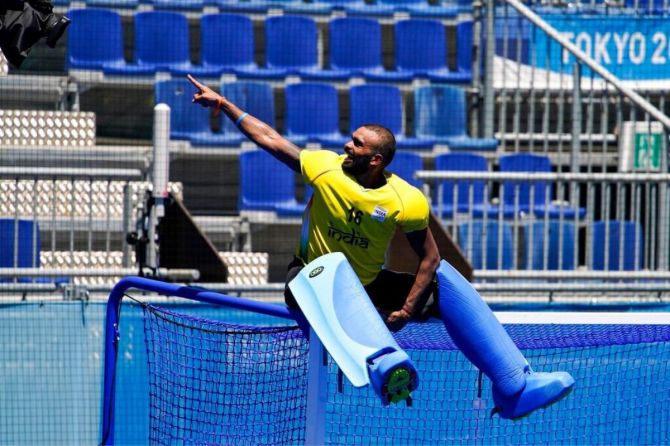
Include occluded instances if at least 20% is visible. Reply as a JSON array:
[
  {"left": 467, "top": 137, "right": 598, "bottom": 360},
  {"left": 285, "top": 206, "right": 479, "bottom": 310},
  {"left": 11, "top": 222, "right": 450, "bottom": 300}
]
[
  {"left": 385, "top": 227, "right": 441, "bottom": 330},
  {"left": 187, "top": 74, "right": 301, "bottom": 172}
]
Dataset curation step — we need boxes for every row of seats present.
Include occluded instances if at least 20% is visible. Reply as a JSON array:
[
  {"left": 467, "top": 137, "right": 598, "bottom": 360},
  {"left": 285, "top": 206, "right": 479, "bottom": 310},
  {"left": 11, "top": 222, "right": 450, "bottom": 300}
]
[
  {"left": 67, "top": 10, "right": 473, "bottom": 82},
  {"left": 459, "top": 219, "right": 644, "bottom": 271},
  {"left": 156, "top": 80, "right": 498, "bottom": 151},
  {"left": 239, "top": 150, "right": 582, "bottom": 218},
  {"left": 55, "top": 0, "right": 471, "bottom": 16},
  {"left": 431, "top": 152, "right": 585, "bottom": 219}
]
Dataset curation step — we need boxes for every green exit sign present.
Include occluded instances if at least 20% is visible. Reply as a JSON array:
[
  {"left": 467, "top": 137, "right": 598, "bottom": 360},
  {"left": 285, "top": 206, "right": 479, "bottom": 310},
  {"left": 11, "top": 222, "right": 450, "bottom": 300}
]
[{"left": 634, "top": 132, "right": 662, "bottom": 172}]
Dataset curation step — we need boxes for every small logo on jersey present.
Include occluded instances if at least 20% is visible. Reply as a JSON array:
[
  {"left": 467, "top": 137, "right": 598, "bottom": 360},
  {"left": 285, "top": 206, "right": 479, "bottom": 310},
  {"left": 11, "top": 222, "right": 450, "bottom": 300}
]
[
  {"left": 371, "top": 206, "right": 388, "bottom": 222},
  {"left": 309, "top": 266, "right": 324, "bottom": 278}
]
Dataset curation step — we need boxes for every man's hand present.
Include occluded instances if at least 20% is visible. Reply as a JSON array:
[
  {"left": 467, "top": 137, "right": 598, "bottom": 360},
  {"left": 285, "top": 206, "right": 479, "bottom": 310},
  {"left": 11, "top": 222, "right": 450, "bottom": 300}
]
[
  {"left": 187, "top": 74, "right": 221, "bottom": 110},
  {"left": 386, "top": 308, "right": 412, "bottom": 331}
]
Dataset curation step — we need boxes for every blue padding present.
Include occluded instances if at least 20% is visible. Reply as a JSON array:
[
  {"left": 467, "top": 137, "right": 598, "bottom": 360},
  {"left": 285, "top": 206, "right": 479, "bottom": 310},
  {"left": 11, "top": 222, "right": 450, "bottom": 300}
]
[
  {"left": 288, "top": 252, "right": 418, "bottom": 404},
  {"left": 493, "top": 371, "right": 575, "bottom": 420},
  {"left": 436, "top": 260, "right": 528, "bottom": 398}
]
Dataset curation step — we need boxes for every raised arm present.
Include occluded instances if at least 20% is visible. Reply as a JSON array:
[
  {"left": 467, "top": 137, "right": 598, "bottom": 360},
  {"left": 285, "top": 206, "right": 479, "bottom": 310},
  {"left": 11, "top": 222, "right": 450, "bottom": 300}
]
[
  {"left": 386, "top": 227, "right": 441, "bottom": 330},
  {"left": 187, "top": 74, "right": 301, "bottom": 172}
]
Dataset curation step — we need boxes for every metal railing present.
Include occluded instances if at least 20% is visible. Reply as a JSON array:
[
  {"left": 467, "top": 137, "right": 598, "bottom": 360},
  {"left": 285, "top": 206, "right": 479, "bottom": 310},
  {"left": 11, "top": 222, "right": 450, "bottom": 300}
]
[
  {"left": 478, "top": 0, "right": 670, "bottom": 174},
  {"left": 418, "top": 170, "right": 670, "bottom": 281},
  {"left": 0, "top": 167, "right": 144, "bottom": 288}
]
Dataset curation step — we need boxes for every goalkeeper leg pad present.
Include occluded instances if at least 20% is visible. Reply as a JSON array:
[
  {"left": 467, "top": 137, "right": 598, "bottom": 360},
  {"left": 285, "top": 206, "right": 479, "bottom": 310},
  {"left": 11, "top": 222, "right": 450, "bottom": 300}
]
[
  {"left": 436, "top": 260, "right": 575, "bottom": 419},
  {"left": 492, "top": 371, "right": 574, "bottom": 420}
]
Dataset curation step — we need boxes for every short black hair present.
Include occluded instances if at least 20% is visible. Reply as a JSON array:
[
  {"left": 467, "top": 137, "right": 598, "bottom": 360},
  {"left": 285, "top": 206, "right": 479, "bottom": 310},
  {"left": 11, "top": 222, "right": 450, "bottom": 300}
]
[{"left": 362, "top": 124, "right": 396, "bottom": 166}]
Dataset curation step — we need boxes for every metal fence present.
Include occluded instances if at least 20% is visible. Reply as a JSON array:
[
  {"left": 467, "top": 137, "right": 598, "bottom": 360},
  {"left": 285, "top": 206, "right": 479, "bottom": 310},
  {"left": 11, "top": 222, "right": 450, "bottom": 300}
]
[
  {"left": 418, "top": 169, "right": 670, "bottom": 283},
  {"left": 476, "top": 0, "right": 670, "bottom": 174}
]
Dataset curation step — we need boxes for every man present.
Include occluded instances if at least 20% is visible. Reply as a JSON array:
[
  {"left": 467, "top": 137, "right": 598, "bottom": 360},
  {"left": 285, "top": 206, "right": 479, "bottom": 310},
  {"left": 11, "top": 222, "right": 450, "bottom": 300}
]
[
  {"left": 187, "top": 75, "right": 576, "bottom": 419},
  {"left": 188, "top": 75, "right": 440, "bottom": 330},
  {"left": 0, "top": 0, "right": 70, "bottom": 68}
]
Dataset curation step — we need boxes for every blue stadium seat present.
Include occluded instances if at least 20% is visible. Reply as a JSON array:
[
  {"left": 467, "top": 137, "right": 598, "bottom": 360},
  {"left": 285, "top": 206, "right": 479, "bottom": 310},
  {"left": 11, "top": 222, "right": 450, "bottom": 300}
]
[
  {"left": 155, "top": 79, "right": 213, "bottom": 142},
  {"left": 0, "top": 219, "right": 39, "bottom": 269},
  {"left": 523, "top": 221, "right": 576, "bottom": 270},
  {"left": 150, "top": 0, "right": 205, "bottom": 11},
  {"left": 432, "top": 152, "right": 495, "bottom": 218},
  {"left": 376, "top": 0, "right": 458, "bottom": 17},
  {"left": 624, "top": 0, "right": 667, "bottom": 13},
  {"left": 86, "top": 0, "right": 139, "bottom": 8},
  {"left": 414, "top": 85, "right": 498, "bottom": 151},
  {"left": 284, "top": 83, "right": 347, "bottom": 148},
  {"left": 0, "top": 219, "right": 68, "bottom": 284},
  {"left": 66, "top": 9, "right": 148, "bottom": 73},
  {"left": 191, "top": 81, "right": 276, "bottom": 147},
  {"left": 299, "top": 17, "right": 410, "bottom": 82},
  {"left": 366, "top": 19, "right": 469, "bottom": 83},
  {"left": 213, "top": 0, "right": 271, "bottom": 13},
  {"left": 389, "top": 152, "right": 423, "bottom": 188},
  {"left": 175, "top": 14, "right": 257, "bottom": 78},
  {"left": 234, "top": 16, "right": 319, "bottom": 80},
  {"left": 458, "top": 220, "right": 514, "bottom": 270},
  {"left": 307, "top": 0, "right": 368, "bottom": 14},
  {"left": 239, "top": 150, "right": 305, "bottom": 214},
  {"left": 592, "top": 220, "right": 644, "bottom": 271},
  {"left": 103, "top": 11, "right": 219, "bottom": 77},
  {"left": 349, "top": 84, "right": 434, "bottom": 150},
  {"left": 498, "top": 153, "right": 586, "bottom": 219},
  {"left": 456, "top": 20, "right": 473, "bottom": 81}
]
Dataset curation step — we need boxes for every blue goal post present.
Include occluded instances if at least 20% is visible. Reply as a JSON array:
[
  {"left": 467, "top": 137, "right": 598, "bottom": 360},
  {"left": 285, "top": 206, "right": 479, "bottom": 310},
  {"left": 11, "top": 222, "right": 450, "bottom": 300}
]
[{"left": 100, "top": 276, "right": 327, "bottom": 446}]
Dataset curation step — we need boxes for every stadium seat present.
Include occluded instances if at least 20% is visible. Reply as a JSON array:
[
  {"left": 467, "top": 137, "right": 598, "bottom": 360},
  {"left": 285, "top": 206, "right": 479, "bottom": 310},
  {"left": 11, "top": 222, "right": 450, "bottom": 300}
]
[
  {"left": 284, "top": 83, "right": 348, "bottom": 148},
  {"left": 456, "top": 20, "right": 474, "bottom": 81},
  {"left": 66, "top": 9, "right": 149, "bottom": 73},
  {"left": 432, "top": 152, "right": 496, "bottom": 218},
  {"left": 0, "top": 219, "right": 39, "bottom": 269},
  {"left": 592, "top": 220, "right": 644, "bottom": 271},
  {"left": 366, "top": 19, "right": 470, "bottom": 83},
  {"left": 86, "top": 0, "right": 139, "bottom": 8},
  {"left": 0, "top": 219, "right": 68, "bottom": 284},
  {"left": 155, "top": 79, "right": 213, "bottom": 142},
  {"left": 239, "top": 150, "right": 306, "bottom": 215},
  {"left": 150, "top": 0, "right": 205, "bottom": 10},
  {"left": 498, "top": 153, "right": 586, "bottom": 219},
  {"left": 191, "top": 81, "right": 276, "bottom": 147},
  {"left": 187, "top": 14, "right": 258, "bottom": 77},
  {"left": 103, "top": 11, "right": 219, "bottom": 77},
  {"left": 458, "top": 220, "right": 514, "bottom": 270},
  {"left": 299, "top": 17, "right": 410, "bottom": 82},
  {"left": 414, "top": 85, "right": 498, "bottom": 150},
  {"left": 376, "top": 0, "right": 458, "bottom": 18},
  {"left": 389, "top": 152, "right": 423, "bottom": 188},
  {"left": 523, "top": 221, "right": 576, "bottom": 270},
  {"left": 234, "top": 15, "right": 319, "bottom": 80},
  {"left": 349, "top": 84, "right": 434, "bottom": 150}
]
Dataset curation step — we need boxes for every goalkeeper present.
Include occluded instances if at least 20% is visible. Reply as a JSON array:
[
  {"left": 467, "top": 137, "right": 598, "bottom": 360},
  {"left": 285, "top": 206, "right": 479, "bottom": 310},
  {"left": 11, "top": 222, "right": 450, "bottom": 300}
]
[{"left": 188, "top": 74, "right": 574, "bottom": 420}]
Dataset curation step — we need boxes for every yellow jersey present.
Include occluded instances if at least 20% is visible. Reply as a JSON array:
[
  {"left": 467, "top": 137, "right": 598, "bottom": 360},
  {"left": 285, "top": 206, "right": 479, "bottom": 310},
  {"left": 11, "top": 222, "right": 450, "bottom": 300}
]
[{"left": 297, "top": 150, "right": 429, "bottom": 285}]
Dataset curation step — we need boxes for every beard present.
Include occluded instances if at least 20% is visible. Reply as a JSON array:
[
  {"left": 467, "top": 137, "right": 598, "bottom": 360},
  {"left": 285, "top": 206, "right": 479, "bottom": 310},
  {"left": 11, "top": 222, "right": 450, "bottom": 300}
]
[{"left": 342, "top": 154, "right": 373, "bottom": 175}]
